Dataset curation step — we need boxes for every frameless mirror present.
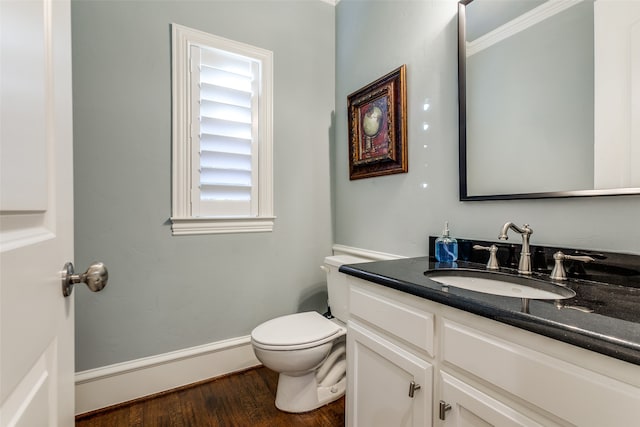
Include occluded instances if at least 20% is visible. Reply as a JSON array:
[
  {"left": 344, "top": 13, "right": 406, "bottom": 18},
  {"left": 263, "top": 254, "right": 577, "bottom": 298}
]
[{"left": 458, "top": 0, "right": 640, "bottom": 200}]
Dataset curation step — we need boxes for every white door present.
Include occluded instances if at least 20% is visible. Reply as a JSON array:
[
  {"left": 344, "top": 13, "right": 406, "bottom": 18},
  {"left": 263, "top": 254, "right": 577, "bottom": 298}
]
[
  {"left": 347, "top": 322, "right": 433, "bottom": 427},
  {"left": 439, "top": 372, "right": 549, "bottom": 427},
  {"left": 1, "top": 0, "right": 76, "bottom": 425},
  {"left": 593, "top": 0, "right": 640, "bottom": 188}
]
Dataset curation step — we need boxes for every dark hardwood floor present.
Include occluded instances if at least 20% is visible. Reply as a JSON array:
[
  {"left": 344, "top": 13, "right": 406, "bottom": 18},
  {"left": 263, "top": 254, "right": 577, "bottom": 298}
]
[{"left": 75, "top": 367, "right": 345, "bottom": 427}]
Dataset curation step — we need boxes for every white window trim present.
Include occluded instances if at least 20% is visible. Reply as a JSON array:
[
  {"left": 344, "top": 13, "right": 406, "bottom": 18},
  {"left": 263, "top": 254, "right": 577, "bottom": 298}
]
[{"left": 171, "top": 24, "right": 274, "bottom": 235}]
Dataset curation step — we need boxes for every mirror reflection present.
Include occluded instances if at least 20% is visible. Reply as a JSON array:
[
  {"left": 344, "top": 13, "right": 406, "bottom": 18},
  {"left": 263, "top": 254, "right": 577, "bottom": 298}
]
[{"left": 459, "top": 0, "right": 640, "bottom": 200}]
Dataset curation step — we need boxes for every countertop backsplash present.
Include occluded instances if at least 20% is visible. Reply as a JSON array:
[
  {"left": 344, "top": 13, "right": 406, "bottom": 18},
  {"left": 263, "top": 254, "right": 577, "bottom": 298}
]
[{"left": 428, "top": 236, "right": 640, "bottom": 289}]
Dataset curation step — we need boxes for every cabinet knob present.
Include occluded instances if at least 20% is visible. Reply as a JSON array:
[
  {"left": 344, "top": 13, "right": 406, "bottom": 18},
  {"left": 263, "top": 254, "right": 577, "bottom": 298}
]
[
  {"left": 408, "top": 381, "right": 421, "bottom": 398},
  {"left": 439, "top": 400, "right": 452, "bottom": 420}
]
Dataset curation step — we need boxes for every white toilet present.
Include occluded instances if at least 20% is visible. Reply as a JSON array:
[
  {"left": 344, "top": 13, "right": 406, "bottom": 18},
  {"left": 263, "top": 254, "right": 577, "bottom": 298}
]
[{"left": 250, "top": 254, "right": 367, "bottom": 413}]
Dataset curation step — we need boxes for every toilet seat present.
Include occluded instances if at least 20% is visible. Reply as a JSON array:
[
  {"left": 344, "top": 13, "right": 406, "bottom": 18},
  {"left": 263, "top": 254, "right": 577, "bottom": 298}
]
[{"left": 251, "top": 311, "right": 345, "bottom": 351}]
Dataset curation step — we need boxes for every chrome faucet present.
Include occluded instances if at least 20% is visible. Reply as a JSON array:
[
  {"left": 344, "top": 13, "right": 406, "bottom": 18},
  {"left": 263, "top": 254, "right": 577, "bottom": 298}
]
[
  {"left": 550, "top": 251, "right": 595, "bottom": 280},
  {"left": 498, "top": 222, "right": 533, "bottom": 275}
]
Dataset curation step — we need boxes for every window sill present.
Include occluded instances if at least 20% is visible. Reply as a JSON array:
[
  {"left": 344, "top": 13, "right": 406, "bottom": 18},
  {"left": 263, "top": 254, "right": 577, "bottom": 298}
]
[{"left": 170, "top": 216, "right": 275, "bottom": 236}]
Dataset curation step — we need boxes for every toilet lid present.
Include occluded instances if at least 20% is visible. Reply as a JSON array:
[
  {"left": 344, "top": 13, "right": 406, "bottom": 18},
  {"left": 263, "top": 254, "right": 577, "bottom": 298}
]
[{"left": 251, "top": 311, "right": 341, "bottom": 347}]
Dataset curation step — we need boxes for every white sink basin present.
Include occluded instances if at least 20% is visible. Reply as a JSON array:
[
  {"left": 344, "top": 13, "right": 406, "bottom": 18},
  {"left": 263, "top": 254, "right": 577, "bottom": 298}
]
[{"left": 424, "top": 270, "right": 575, "bottom": 300}]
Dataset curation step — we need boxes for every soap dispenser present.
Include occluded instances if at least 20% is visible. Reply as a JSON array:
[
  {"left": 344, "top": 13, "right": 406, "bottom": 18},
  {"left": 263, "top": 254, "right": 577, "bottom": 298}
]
[{"left": 435, "top": 222, "right": 458, "bottom": 262}]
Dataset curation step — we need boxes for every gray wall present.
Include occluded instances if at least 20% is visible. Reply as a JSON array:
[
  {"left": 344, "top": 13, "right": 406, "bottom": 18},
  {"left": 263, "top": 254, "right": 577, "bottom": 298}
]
[
  {"left": 73, "top": 0, "right": 640, "bottom": 372},
  {"left": 72, "top": 0, "right": 335, "bottom": 371},
  {"left": 334, "top": 0, "right": 640, "bottom": 257}
]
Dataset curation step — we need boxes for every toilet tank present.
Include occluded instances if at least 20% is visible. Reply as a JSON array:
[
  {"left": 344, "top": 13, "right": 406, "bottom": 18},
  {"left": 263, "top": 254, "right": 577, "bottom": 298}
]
[{"left": 323, "top": 255, "right": 369, "bottom": 322}]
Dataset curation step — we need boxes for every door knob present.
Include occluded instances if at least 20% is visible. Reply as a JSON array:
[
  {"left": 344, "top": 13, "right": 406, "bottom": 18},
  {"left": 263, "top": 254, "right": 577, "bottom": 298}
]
[{"left": 61, "top": 262, "right": 108, "bottom": 297}]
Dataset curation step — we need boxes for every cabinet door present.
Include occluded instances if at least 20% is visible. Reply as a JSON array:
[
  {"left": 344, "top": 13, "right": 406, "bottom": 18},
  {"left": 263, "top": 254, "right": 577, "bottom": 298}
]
[
  {"left": 439, "top": 372, "right": 550, "bottom": 427},
  {"left": 347, "top": 321, "right": 433, "bottom": 427}
]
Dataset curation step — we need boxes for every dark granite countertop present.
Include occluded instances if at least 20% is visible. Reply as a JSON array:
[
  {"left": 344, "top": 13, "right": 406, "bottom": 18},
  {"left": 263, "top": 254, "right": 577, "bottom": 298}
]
[{"left": 340, "top": 256, "right": 640, "bottom": 366}]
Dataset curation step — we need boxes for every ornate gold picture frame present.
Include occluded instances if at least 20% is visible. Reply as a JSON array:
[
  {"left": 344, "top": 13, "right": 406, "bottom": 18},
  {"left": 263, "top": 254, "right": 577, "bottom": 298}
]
[{"left": 347, "top": 65, "right": 408, "bottom": 180}]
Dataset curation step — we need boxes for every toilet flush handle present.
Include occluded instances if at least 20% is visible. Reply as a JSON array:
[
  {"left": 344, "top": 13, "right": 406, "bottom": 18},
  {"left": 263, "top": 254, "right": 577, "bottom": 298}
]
[{"left": 320, "top": 265, "right": 329, "bottom": 273}]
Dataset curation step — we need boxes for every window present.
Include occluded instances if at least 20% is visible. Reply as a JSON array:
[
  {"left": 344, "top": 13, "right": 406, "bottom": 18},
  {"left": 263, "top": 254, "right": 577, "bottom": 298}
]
[{"left": 171, "top": 24, "right": 274, "bottom": 235}]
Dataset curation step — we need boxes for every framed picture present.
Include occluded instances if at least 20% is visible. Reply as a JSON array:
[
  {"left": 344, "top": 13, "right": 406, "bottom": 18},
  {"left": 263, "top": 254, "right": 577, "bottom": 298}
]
[{"left": 347, "top": 65, "right": 408, "bottom": 180}]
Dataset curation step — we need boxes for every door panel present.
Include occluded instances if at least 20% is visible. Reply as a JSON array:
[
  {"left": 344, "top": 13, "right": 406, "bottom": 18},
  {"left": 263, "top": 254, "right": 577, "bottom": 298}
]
[
  {"left": 594, "top": 0, "right": 640, "bottom": 188},
  {"left": 0, "top": 0, "right": 49, "bottom": 211},
  {"left": 347, "top": 321, "right": 433, "bottom": 427},
  {"left": 440, "top": 372, "right": 547, "bottom": 427}
]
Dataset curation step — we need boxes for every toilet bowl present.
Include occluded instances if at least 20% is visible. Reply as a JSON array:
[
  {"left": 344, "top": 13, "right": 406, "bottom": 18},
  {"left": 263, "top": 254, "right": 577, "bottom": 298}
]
[
  {"left": 252, "top": 311, "right": 347, "bottom": 413},
  {"left": 250, "top": 255, "right": 367, "bottom": 413}
]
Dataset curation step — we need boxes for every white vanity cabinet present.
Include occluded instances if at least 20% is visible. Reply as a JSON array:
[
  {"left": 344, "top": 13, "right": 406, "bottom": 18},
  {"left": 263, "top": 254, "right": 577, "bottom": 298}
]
[
  {"left": 439, "top": 318, "right": 640, "bottom": 427},
  {"left": 348, "top": 322, "right": 433, "bottom": 427},
  {"left": 344, "top": 276, "right": 640, "bottom": 427},
  {"left": 346, "top": 279, "right": 435, "bottom": 427},
  {"left": 439, "top": 371, "right": 547, "bottom": 427}
]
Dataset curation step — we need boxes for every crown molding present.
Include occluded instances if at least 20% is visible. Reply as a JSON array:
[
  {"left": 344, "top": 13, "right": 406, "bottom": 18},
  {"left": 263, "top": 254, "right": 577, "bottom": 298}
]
[{"left": 467, "top": 0, "right": 582, "bottom": 57}]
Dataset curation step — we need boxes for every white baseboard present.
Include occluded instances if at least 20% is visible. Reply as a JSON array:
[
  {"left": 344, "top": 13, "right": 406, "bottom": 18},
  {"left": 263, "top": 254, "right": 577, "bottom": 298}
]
[{"left": 75, "top": 336, "right": 260, "bottom": 415}]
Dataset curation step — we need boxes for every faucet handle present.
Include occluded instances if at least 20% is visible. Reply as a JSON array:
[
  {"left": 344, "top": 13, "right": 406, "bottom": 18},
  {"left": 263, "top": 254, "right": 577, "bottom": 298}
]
[
  {"left": 550, "top": 251, "right": 595, "bottom": 280},
  {"left": 473, "top": 244, "right": 500, "bottom": 270}
]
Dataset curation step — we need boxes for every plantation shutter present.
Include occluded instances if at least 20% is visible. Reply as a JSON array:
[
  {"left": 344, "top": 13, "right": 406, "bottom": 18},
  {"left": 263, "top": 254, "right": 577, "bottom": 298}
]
[{"left": 190, "top": 45, "right": 260, "bottom": 217}]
